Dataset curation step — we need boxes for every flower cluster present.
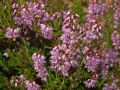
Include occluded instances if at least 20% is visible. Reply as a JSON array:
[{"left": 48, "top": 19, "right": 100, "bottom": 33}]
[
  {"left": 84, "top": 74, "right": 98, "bottom": 88},
  {"left": 81, "top": 1, "right": 120, "bottom": 89},
  {"left": 25, "top": 80, "right": 40, "bottom": 90},
  {"left": 101, "top": 49, "right": 119, "bottom": 78},
  {"left": 103, "top": 81, "right": 120, "bottom": 90},
  {"left": 12, "top": 0, "right": 63, "bottom": 27},
  {"left": 114, "top": 3, "right": 120, "bottom": 28},
  {"left": 87, "top": 0, "right": 107, "bottom": 22},
  {"left": 61, "top": 11, "right": 79, "bottom": 44},
  {"left": 13, "top": 1, "right": 49, "bottom": 28},
  {"left": 32, "top": 53, "right": 48, "bottom": 81},
  {"left": 40, "top": 24, "right": 53, "bottom": 39},
  {"left": 83, "top": 45, "right": 119, "bottom": 77},
  {"left": 12, "top": 1, "right": 61, "bottom": 40},
  {"left": 50, "top": 44, "right": 79, "bottom": 76},
  {"left": 50, "top": 11, "right": 80, "bottom": 76},
  {"left": 79, "top": 1, "right": 105, "bottom": 43},
  {"left": 5, "top": 27, "right": 21, "bottom": 40},
  {"left": 83, "top": 46, "right": 104, "bottom": 73},
  {"left": 5, "top": 0, "right": 120, "bottom": 89},
  {"left": 10, "top": 75, "right": 41, "bottom": 90},
  {"left": 111, "top": 31, "right": 120, "bottom": 50}
]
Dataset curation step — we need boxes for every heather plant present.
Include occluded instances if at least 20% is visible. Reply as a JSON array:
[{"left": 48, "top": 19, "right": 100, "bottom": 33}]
[{"left": 0, "top": 0, "right": 120, "bottom": 90}]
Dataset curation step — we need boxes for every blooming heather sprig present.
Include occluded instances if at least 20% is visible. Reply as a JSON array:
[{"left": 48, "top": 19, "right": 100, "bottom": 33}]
[
  {"left": 103, "top": 82, "right": 120, "bottom": 90},
  {"left": 32, "top": 53, "right": 48, "bottom": 81},
  {"left": 85, "top": 55, "right": 101, "bottom": 72},
  {"left": 25, "top": 80, "right": 40, "bottom": 90},
  {"left": 50, "top": 44, "right": 69, "bottom": 76},
  {"left": 84, "top": 74, "right": 99, "bottom": 88},
  {"left": 105, "top": 49, "right": 119, "bottom": 65},
  {"left": 13, "top": 1, "right": 49, "bottom": 28},
  {"left": 80, "top": 1, "right": 120, "bottom": 89},
  {"left": 83, "top": 45, "right": 119, "bottom": 78},
  {"left": 79, "top": 1, "right": 105, "bottom": 43},
  {"left": 5, "top": 27, "right": 21, "bottom": 40},
  {"left": 50, "top": 44, "right": 79, "bottom": 76},
  {"left": 111, "top": 31, "right": 120, "bottom": 50},
  {"left": 86, "top": 0, "right": 107, "bottom": 23},
  {"left": 83, "top": 46, "right": 103, "bottom": 72},
  {"left": 101, "top": 49, "right": 119, "bottom": 78},
  {"left": 114, "top": 6, "right": 120, "bottom": 28},
  {"left": 40, "top": 24, "right": 53, "bottom": 39},
  {"left": 88, "top": 1, "right": 106, "bottom": 14},
  {"left": 10, "top": 75, "right": 41, "bottom": 90},
  {"left": 61, "top": 11, "right": 80, "bottom": 44},
  {"left": 80, "top": 22, "right": 104, "bottom": 43},
  {"left": 50, "top": 11, "right": 80, "bottom": 76}
]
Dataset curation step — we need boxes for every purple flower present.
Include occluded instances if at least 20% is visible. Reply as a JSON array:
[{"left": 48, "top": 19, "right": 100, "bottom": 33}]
[
  {"left": 114, "top": 7, "right": 120, "bottom": 28},
  {"left": 50, "top": 11, "right": 80, "bottom": 76},
  {"left": 50, "top": 44, "right": 79, "bottom": 76},
  {"left": 50, "top": 44, "right": 69, "bottom": 76},
  {"left": 79, "top": 1, "right": 106, "bottom": 43},
  {"left": 85, "top": 55, "right": 101, "bottom": 72},
  {"left": 32, "top": 53, "right": 48, "bottom": 81},
  {"left": 88, "top": 1, "right": 106, "bottom": 15},
  {"left": 10, "top": 75, "right": 41, "bottom": 90},
  {"left": 80, "top": 21, "right": 104, "bottom": 43},
  {"left": 25, "top": 80, "right": 40, "bottom": 90},
  {"left": 13, "top": 1, "right": 49, "bottom": 28},
  {"left": 40, "top": 24, "right": 53, "bottom": 39},
  {"left": 84, "top": 74, "right": 98, "bottom": 88},
  {"left": 13, "top": 16, "right": 23, "bottom": 25},
  {"left": 82, "top": 46, "right": 90, "bottom": 54},
  {"left": 111, "top": 31, "right": 120, "bottom": 50},
  {"left": 5, "top": 27, "right": 21, "bottom": 40},
  {"left": 103, "top": 82, "right": 120, "bottom": 90}
]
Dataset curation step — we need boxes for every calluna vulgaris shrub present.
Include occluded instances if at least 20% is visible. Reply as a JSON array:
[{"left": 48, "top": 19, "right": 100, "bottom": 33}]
[{"left": 0, "top": 0, "right": 120, "bottom": 90}]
